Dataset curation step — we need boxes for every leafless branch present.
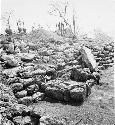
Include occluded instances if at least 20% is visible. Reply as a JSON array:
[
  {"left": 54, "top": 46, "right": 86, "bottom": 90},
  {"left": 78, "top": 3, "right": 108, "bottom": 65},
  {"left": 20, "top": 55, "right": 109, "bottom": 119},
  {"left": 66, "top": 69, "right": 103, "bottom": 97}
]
[{"left": 49, "top": 3, "right": 72, "bottom": 29}]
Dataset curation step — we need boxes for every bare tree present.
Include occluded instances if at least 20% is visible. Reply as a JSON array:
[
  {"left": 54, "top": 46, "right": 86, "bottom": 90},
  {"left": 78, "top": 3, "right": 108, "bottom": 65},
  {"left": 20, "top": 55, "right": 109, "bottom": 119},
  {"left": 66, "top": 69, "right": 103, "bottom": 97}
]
[
  {"left": 73, "top": 9, "right": 76, "bottom": 34},
  {"left": 2, "top": 11, "right": 13, "bottom": 29},
  {"left": 49, "top": 0, "right": 72, "bottom": 29},
  {"left": 2, "top": 11, "right": 14, "bottom": 35},
  {"left": 49, "top": 0, "right": 77, "bottom": 38}
]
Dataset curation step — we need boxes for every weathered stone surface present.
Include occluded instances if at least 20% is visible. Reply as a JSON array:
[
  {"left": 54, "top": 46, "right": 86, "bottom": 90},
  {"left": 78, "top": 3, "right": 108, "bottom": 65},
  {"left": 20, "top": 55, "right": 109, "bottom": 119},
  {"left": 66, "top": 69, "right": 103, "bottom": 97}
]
[
  {"left": 104, "top": 45, "right": 113, "bottom": 51},
  {"left": 0, "top": 93, "right": 10, "bottom": 102},
  {"left": 31, "top": 69, "right": 46, "bottom": 76},
  {"left": 63, "top": 89, "right": 70, "bottom": 102},
  {"left": 45, "top": 68, "right": 56, "bottom": 80},
  {"left": 19, "top": 71, "right": 33, "bottom": 78},
  {"left": 98, "top": 53, "right": 105, "bottom": 58},
  {"left": 19, "top": 68, "right": 46, "bottom": 78},
  {"left": 27, "top": 84, "right": 39, "bottom": 95},
  {"left": 80, "top": 46, "right": 97, "bottom": 71},
  {"left": 2, "top": 66, "right": 21, "bottom": 78},
  {"left": 19, "top": 65, "right": 34, "bottom": 73},
  {"left": 21, "top": 78, "right": 35, "bottom": 87},
  {"left": 18, "top": 53, "right": 36, "bottom": 62},
  {"left": 45, "top": 87, "right": 64, "bottom": 101},
  {"left": 9, "top": 103, "right": 30, "bottom": 117},
  {"left": 95, "top": 57, "right": 102, "bottom": 62},
  {"left": 57, "top": 63, "right": 65, "bottom": 70},
  {"left": 15, "top": 46, "right": 20, "bottom": 53},
  {"left": 11, "top": 83, "right": 23, "bottom": 93},
  {"left": 92, "top": 51, "right": 99, "bottom": 56},
  {"left": 70, "top": 68, "right": 88, "bottom": 82},
  {"left": 7, "top": 77, "right": 20, "bottom": 85},
  {"left": 15, "top": 90, "right": 27, "bottom": 98},
  {"left": 0, "top": 83, "right": 17, "bottom": 103},
  {"left": 32, "top": 92, "right": 45, "bottom": 102},
  {"left": 1, "top": 54, "right": 20, "bottom": 67},
  {"left": 103, "top": 63, "right": 113, "bottom": 68},
  {"left": 70, "top": 87, "right": 86, "bottom": 102},
  {"left": 106, "top": 59, "right": 113, "bottom": 64},
  {"left": 41, "top": 80, "right": 90, "bottom": 102},
  {"left": 13, "top": 116, "right": 32, "bottom": 125},
  {"left": 0, "top": 101, "right": 10, "bottom": 107},
  {"left": 2, "top": 119, "right": 14, "bottom": 125},
  {"left": 40, "top": 116, "right": 66, "bottom": 125},
  {"left": 18, "top": 96, "right": 33, "bottom": 105},
  {"left": 98, "top": 65, "right": 105, "bottom": 70}
]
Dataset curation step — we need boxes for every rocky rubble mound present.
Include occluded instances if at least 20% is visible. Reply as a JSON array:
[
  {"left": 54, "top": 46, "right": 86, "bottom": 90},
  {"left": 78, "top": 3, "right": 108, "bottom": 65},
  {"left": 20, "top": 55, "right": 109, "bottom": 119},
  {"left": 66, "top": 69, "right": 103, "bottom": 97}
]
[
  {"left": 0, "top": 34, "right": 114, "bottom": 105},
  {"left": 0, "top": 32, "right": 114, "bottom": 124}
]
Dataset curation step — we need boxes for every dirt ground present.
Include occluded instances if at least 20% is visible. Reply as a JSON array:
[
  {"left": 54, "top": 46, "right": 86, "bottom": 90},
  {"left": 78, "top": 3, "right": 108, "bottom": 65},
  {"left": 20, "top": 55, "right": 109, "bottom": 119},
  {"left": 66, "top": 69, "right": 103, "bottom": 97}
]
[{"left": 29, "top": 66, "right": 115, "bottom": 125}]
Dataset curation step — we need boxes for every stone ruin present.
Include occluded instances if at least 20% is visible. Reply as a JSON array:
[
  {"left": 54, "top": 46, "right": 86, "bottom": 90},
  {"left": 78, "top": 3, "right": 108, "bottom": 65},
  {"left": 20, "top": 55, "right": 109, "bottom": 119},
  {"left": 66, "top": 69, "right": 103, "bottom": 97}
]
[{"left": 0, "top": 34, "right": 114, "bottom": 124}]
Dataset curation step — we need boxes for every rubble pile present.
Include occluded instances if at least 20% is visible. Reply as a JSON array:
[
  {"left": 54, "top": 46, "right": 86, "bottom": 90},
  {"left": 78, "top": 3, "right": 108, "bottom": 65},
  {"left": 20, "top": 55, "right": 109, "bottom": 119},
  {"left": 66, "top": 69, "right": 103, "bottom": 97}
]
[
  {"left": 1, "top": 34, "right": 113, "bottom": 105},
  {"left": 0, "top": 32, "right": 114, "bottom": 124}
]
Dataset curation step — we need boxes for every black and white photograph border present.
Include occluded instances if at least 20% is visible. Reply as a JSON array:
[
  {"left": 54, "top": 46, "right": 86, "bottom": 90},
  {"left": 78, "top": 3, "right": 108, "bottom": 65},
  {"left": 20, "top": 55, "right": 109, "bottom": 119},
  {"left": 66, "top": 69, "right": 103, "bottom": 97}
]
[{"left": 0, "top": 0, "right": 115, "bottom": 125}]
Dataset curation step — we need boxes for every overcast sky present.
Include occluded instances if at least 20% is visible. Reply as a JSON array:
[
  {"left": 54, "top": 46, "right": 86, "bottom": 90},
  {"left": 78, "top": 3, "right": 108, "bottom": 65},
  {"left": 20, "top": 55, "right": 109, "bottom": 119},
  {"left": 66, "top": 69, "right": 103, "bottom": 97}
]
[{"left": 1, "top": 0, "right": 115, "bottom": 38}]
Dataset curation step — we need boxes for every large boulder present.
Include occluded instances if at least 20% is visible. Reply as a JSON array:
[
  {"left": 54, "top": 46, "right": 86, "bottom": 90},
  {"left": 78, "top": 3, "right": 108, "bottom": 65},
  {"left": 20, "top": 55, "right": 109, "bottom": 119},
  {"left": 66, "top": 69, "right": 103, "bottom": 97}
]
[
  {"left": 1, "top": 54, "right": 21, "bottom": 68},
  {"left": 41, "top": 80, "right": 90, "bottom": 102},
  {"left": 15, "top": 90, "right": 27, "bottom": 98},
  {"left": 80, "top": 46, "right": 97, "bottom": 72}
]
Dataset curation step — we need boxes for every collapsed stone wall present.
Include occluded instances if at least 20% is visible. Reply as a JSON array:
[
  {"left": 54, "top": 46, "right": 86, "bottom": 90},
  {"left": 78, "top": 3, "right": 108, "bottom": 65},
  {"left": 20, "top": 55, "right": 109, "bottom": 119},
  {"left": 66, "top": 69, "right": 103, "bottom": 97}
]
[
  {"left": 1, "top": 59, "right": 92, "bottom": 104},
  {"left": 0, "top": 35, "right": 114, "bottom": 105},
  {"left": 0, "top": 34, "right": 114, "bottom": 124}
]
